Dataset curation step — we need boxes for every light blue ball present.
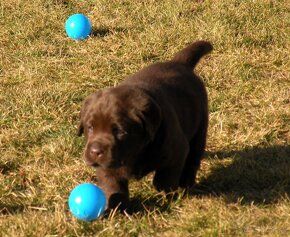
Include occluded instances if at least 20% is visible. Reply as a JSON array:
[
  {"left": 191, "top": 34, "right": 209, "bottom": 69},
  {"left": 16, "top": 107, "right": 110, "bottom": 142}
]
[
  {"left": 68, "top": 183, "right": 106, "bottom": 221},
  {"left": 65, "top": 14, "right": 92, "bottom": 40}
]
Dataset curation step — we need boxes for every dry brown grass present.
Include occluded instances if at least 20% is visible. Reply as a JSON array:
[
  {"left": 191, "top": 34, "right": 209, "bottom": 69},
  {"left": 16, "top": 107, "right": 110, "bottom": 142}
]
[{"left": 0, "top": 0, "right": 289, "bottom": 236}]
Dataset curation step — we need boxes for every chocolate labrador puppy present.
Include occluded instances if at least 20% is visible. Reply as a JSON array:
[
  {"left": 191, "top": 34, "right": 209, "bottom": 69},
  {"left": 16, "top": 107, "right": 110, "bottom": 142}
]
[{"left": 78, "top": 41, "right": 213, "bottom": 210}]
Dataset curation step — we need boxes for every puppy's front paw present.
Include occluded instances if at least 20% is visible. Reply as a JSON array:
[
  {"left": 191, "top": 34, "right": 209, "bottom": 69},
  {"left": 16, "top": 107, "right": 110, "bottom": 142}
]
[
  {"left": 107, "top": 193, "right": 129, "bottom": 211},
  {"left": 153, "top": 170, "right": 179, "bottom": 193}
]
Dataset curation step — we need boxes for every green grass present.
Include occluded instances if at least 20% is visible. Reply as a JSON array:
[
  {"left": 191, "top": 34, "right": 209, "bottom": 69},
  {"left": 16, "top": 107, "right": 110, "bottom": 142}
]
[{"left": 1, "top": 0, "right": 289, "bottom": 236}]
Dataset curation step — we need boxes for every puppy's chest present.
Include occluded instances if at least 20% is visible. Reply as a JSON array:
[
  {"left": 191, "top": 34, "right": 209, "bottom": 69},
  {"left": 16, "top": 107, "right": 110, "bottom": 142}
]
[{"left": 130, "top": 144, "right": 164, "bottom": 180}]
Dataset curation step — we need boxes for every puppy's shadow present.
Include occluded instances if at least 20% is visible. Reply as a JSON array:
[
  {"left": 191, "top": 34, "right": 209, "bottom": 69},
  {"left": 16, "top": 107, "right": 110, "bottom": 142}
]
[
  {"left": 127, "top": 194, "right": 176, "bottom": 215},
  {"left": 99, "top": 145, "right": 289, "bottom": 217},
  {"left": 194, "top": 145, "right": 290, "bottom": 205},
  {"left": 127, "top": 145, "right": 289, "bottom": 215},
  {"left": 91, "top": 27, "right": 128, "bottom": 38}
]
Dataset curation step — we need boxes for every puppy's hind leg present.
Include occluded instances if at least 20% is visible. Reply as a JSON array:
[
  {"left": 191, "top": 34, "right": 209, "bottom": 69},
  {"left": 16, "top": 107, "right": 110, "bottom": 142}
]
[
  {"left": 179, "top": 126, "right": 207, "bottom": 189},
  {"left": 153, "top": 138, "right": 189, "bottom": 193}
]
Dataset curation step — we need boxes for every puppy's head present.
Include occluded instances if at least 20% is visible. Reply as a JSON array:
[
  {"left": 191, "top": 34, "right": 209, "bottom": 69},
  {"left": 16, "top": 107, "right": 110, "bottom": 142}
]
[{"left": 78, "top": 86, "right": 161, "bottom": 169}]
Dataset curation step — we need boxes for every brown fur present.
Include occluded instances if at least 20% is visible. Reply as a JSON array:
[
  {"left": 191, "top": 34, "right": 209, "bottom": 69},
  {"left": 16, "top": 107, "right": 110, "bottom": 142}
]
[{"left": 78, "top": 41, "right": 213, "bottom": 210}]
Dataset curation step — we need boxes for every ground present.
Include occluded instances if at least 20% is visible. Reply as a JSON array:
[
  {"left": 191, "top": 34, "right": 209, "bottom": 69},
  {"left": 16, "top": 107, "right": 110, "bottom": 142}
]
[{"left": 0, "top": 0, "right": 289, "bottom": 236}]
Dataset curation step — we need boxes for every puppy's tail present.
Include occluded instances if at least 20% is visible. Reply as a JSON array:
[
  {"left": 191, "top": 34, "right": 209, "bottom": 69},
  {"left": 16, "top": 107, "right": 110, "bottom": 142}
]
[{"left": 172, "top": 41, "right": 213, "bottom": 68}]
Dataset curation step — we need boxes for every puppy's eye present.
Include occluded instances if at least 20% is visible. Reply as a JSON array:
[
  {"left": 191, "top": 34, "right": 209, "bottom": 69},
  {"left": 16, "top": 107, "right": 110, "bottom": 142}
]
[
  {"left": 87, "top": 125, "right": 94, "bottom": 133},
  {"left": 112, "top": 125, "right": 127, "bottom": 138}
]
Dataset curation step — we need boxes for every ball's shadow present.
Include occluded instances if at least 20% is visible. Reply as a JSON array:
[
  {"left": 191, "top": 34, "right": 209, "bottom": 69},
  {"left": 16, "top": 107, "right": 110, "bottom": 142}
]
[
  {"left": 102, "top": 194, "right": 176, "bottom": 217},
  {"left": 91, "top": 27, "right": 128, "bottom": 38},
  {"left": 0, "top": 204, "right": 25, "bottom": 216}
]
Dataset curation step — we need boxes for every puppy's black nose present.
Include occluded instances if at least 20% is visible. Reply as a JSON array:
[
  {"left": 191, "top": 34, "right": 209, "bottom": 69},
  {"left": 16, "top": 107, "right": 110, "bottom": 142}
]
[{"left": 89, "top": 144, "right": 105, "bottom": 158}]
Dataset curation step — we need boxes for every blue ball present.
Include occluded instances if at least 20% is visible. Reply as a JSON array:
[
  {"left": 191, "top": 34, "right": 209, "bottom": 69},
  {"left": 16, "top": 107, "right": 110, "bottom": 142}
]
[
  {"left": 65, "top": 14, "right": 92, "bottom": 40},
  {"left": 68, "top": 183, "right": 106, "bottom": 221}
]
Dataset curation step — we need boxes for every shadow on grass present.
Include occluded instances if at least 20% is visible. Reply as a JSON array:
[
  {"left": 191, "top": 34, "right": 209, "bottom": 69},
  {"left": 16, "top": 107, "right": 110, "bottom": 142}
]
[
  {"left": 0, "top": 161, "right": 20, "bottom": 175},
  {"left": 100, "top": 193, "right": 175, "bottom": 216},
  {"left": 194, "top": 145, "right": 290, "bottom": 205},
  {"left": 0, "top": 204, "right": 25, "bottom": 215},
  {"left": 93, "top": 145, "right": 289, "bottom": 216},
  {"left": 91, "top": 27, "right": 128, "bottom": 38},
  {"left": 127, "top": 194, "right": 175, "bottom": 215},
  {"left": 126, "top": 145, "right": 289, "bottom": 215}
]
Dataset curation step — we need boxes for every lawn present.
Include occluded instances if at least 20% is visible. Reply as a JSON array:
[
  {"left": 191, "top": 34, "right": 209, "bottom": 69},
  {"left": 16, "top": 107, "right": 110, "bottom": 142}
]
[{"left": 0, "top": 0, "right": 289, "bottom": 236}]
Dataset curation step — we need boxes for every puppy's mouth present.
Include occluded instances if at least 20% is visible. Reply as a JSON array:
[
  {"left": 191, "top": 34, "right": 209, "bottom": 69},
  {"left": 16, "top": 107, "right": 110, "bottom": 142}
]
[
  {"left": 84, "top": 159, "right": 99, "bottom": 167},
  {"left": 84, "top": 158, "right": 124, "bottom": 169},
  {"left": 91, "top": 162, "right": 100, "bottom": 168}
]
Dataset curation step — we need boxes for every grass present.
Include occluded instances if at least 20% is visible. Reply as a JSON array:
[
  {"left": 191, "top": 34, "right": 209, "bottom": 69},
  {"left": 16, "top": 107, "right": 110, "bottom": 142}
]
[{"left": 0, "top": 0, "right": 289, "bottom": 236}]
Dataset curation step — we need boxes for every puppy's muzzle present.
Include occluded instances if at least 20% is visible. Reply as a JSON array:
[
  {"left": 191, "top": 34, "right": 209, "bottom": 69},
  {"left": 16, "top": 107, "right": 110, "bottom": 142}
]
[
  {"left": 85, "top": 141, "right": 110, "bottom": 166},
  {"left": 89, "top": 142, "right": 105, "bottom": 159}
]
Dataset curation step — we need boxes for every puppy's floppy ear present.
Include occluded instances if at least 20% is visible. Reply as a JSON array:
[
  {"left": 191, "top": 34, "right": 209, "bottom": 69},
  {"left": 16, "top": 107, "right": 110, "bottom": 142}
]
[
  {"left": 77, "top": 95, "right": 94, "bottom": 136},
  {"left": 77, "top": 105, "right": 86, "bottom": 136},
  {"left": 134, "top": 95, "right": 162, "bottom": 141},
  {"left": 77, "top": 117, "right": 84, "bottom": 136}
]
